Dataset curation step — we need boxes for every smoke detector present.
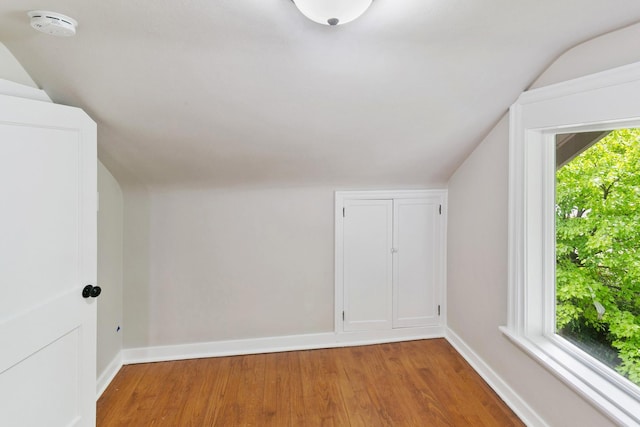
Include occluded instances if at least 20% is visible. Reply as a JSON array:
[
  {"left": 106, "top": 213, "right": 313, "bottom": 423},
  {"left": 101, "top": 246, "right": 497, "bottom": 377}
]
[{"left": 28, "top": 11, "right": 78, "bottom": 37}]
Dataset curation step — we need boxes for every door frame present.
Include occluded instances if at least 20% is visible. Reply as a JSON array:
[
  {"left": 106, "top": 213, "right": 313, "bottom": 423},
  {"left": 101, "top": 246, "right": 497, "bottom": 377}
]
[{"left": 334, "top": 189, "right": 448, "bottom": 338}]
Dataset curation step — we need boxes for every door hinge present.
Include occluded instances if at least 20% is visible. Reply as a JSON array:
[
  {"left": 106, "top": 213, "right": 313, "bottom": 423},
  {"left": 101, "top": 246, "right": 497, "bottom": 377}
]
[
  {"left": 438, "top": 305, "right": 441, "bottom": 316},
  {"left": 342, "top": 311, "right": 345, "bottom": 321},
  {"left": 342, "top": 207, "right": 345, "bottom": 217},
  {"left": 439, "top": 204, "right": 442, "bottom": 215}
]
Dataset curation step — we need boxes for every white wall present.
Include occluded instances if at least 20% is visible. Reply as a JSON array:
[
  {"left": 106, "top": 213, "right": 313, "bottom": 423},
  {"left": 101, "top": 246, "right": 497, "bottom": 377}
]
[
  {"left": 125, "top": 187, "right": 335, "bottom": 347},
  {"left": 122, "top": 186, "right": 152, "bottom": 348},
  {"left": 0, "top": 42, "right": 37, "bottom": 88},
  {"left": 447, "top": 22, "right": 640, "bottom": 427},
  {"left": 531, "top": 23, "right": 640, "bottom": 89},
  {"left": 97, "top": 163, "right": 124, "bottom": 379}
]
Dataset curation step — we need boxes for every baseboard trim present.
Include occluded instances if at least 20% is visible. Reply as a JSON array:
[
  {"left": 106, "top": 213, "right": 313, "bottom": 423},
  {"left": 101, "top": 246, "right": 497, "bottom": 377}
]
[
  {"left": 122, "top": 327, "right": 445, "bottom": 365},
  {"left": 96, "top": 352, "right": 123, "bottom": 399},
  {"left": 445, "top": 328, "right": 548, "bottom": 427}
]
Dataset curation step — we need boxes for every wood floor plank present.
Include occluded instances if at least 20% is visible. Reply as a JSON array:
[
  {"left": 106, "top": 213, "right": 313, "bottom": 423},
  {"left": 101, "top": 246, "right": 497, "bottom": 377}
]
[
  {"left": 199, "top": 357, "right": 233, "bottom": 425},
  {"left": 236, "top": 354, "right": 267, "bottom": 426},
  {"left": 285, "top": 351, "right": 307, "bottom": 426},
  {"left": 157, "top": 359, "right": 212, "bottom": 426},
  {"left": 388, "top": 342, "right": 453, "bottom": 426},
  {"left": 96, "top": 364, "right": 147, "bottom": 426},
  {"left": 97, "top": 339, "right": 524, "bottom": 427},
  {"left": 299, "top": 348, "right": 352, "bottom": 426},
  {"left": 211, "top": 355, "right": 248, "bottom": 425},
  {"left": 333, "top": 347, "right": 385, "bottom": 426},
  {"left": 261, "top": 352, "right": 282, "bottom": 426},
  {"left": 380, "top": 342, "right": 452, "bottom": 426}
]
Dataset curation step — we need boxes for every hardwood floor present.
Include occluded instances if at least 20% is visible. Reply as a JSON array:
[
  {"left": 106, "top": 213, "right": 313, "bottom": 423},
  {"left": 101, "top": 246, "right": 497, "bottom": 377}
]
[{"left": 97, "top": 339, "right": 524, "bottom": 426}]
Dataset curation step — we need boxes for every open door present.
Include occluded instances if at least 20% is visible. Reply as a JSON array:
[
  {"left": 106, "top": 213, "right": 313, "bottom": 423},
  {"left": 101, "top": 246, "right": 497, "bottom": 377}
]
[{"left": 0, "top": 94, "right": 97, "bottom": 426}]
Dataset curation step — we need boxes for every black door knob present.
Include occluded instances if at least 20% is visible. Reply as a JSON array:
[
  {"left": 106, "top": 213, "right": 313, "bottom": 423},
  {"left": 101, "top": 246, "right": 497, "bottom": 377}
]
[
  {"left": 82, "top": 285, "right": 102, "bottom": 298},
  {"left": 82, "top": 285, "right": 93, "bottom": 298}
]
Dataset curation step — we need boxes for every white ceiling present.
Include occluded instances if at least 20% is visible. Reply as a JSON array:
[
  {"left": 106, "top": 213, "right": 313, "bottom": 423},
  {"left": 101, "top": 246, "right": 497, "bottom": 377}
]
[{"left": 1, "top": 1, "right": 640, "bottom": 188}]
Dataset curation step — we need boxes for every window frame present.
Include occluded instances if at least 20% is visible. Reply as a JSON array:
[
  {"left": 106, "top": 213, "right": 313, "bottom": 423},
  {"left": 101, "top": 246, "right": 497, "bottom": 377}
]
[{"left": 503, "top": 61, "right": 640, "bottom": 425}]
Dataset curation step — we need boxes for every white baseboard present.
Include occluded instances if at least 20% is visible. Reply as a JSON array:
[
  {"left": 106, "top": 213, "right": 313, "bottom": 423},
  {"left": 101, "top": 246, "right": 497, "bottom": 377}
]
[
  {"left": 96, "top": 352, "right": 123, "bottom": 399},
  {"left": 445, "top": 327, "right": 548, "bottom": 427},
  {"left": 122, "top": 326, "right": 444, "bottom": 365}
]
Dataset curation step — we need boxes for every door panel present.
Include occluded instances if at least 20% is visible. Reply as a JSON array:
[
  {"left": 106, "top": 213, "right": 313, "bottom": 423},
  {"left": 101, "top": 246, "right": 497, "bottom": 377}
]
[
  {"left": 1, "top": 318, "right": 80, "bottom": 427},
  {"left": 0, "top": 95, "right": 97, "bottom": 427},
  {"left": 343, "top": 199, "right": 393, "bottom": 331},
  {"left": 393, "top": 198, "right": 441, "bottom": 328},
  {"left": 0, "top": 125, "right": 80, "bottom": 319}
]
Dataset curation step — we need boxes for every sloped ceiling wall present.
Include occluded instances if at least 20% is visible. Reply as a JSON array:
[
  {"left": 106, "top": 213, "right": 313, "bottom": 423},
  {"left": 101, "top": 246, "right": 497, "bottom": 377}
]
[
  {"left": 1, "top": 1, "right": 640, "bottom": 188},
  {"left": 446, "top": 21, "right": 640, "bottom": 427},
  {"left": 0, "top": 42, "right": 36, "bottom": 88}
]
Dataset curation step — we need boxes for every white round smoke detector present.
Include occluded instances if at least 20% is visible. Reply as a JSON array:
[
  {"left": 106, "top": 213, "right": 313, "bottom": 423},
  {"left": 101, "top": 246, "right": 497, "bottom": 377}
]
[{"left": 28, "top": 11, "right": 78, "bottom": 37}]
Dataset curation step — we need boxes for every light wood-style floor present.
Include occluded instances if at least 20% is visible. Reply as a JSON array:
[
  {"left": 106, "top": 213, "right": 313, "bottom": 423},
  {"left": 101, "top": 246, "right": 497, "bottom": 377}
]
[{"left": 97, "top": 339, "right": 523, "bottom": 426}]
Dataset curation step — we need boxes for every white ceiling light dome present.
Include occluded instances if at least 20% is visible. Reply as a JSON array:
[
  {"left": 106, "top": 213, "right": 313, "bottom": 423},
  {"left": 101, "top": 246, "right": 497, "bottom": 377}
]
[
  {"left": 293, "top": 0, "right": 373, "bottom": 26},
  {"left": 28, "top": 11, "right": 78, "bottom": 37}
]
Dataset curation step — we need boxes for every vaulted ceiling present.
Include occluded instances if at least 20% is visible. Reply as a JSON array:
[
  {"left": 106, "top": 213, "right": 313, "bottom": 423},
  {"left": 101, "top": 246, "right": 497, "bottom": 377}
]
[{"left": 1, "top": 1, "right": 640, "bottom": 188}]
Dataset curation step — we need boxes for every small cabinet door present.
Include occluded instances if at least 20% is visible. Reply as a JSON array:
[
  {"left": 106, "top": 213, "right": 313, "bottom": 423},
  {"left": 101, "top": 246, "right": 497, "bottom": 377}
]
[
  {"left": 342, "top": 199, "right": 393, "bottom": 331},
  {"left": 392, "top": 197, "right": 442, "bottom": 328},
  {"left": 337, "top": 190, "right": 445, "bottom": 335}
]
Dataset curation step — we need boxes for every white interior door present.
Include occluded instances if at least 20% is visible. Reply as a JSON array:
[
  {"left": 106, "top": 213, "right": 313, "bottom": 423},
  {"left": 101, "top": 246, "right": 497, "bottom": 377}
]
[
  {"left": 393, "top": 198, "right": 441, "bottom": 328},
  {"left": 342, "top": 199, "right": 393, "bottom": 331},
  {"left": 0, "top": 94, "right": 97, "bottom": 427}
]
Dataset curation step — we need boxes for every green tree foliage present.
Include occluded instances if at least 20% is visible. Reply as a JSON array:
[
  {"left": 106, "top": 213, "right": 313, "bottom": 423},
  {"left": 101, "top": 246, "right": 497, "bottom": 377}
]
[{"left": 556, "top": 128, "right": 640, "bottom": 385}]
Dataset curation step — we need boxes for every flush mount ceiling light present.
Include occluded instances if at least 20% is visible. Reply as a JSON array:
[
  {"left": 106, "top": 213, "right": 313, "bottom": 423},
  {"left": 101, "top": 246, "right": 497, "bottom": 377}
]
[
  {"left": 28, "top": 11, "right": 78, "bottom": 37},
  {"left": 292, "top": 0, "right": 373, "bottom": 26}
]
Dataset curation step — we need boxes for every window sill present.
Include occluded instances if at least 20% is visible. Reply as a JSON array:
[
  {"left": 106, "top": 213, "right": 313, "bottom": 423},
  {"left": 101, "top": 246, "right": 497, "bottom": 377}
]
[{"left": 500, "top": 326, "right": 640, "bottom": 426}]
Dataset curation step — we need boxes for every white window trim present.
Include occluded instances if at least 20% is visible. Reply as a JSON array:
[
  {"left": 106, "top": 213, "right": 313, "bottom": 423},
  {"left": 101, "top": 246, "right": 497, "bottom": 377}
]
[{"left": 504, "top": 61, "right": 640, "bottom": 426}]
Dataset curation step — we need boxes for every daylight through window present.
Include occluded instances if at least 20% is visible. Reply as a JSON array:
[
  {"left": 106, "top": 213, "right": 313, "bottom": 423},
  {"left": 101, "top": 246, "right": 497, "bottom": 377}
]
[{"left": 555, "top": 128, "right": 640, "bottom": 386}]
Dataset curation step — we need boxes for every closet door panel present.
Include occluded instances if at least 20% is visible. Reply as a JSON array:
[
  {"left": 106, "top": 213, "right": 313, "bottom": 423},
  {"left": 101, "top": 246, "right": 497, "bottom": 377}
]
[
  {"left": 343, "top": 200, "right": 393, "bottom": 331},
  {"left": 393, "top": 198, "right": 440, "bottom": 328}
]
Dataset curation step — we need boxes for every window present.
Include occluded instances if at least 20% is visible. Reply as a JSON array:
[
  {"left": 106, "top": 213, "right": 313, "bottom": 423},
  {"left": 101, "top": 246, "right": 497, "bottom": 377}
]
[
  {"left": 556, "top": 129, "right": 640, "bottom": 387},
  {"left": 502, "top": 62, "right": 640, "bottom": 425}
]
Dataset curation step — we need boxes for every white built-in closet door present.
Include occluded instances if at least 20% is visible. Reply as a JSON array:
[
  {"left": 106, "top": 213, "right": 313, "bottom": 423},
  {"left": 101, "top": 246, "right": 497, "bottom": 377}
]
[
  {"left": 0, "top": 94, "right": 97, "bottom": 427},
  {"left": 343, "top": 199, "right": 393, "bottom": 331},
  {"left": 393, "top": 198, "right": 441, "bottom": 328}
]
